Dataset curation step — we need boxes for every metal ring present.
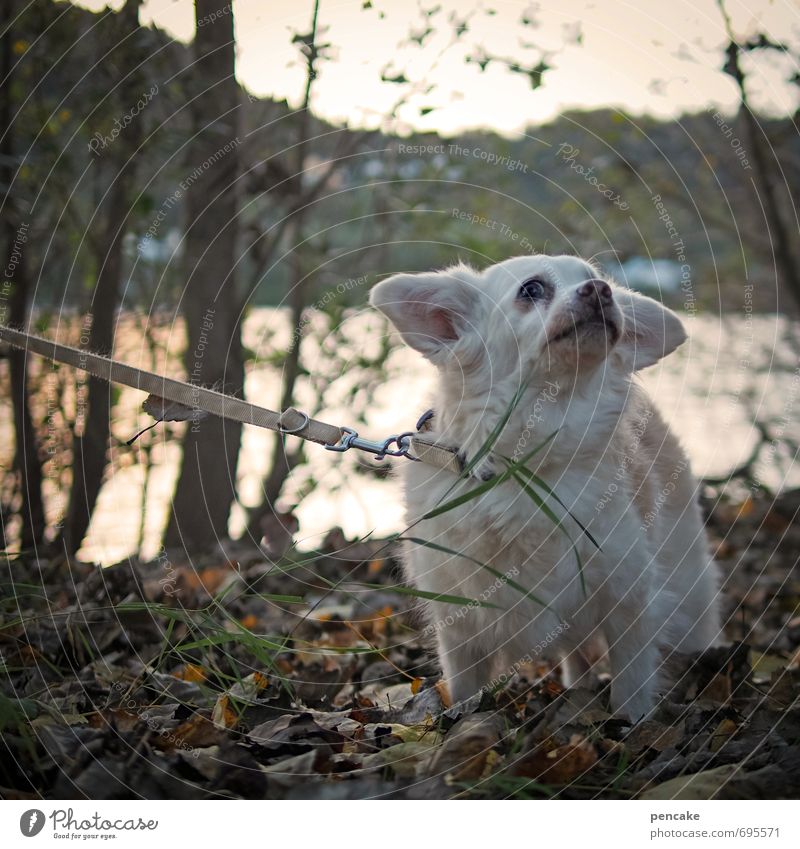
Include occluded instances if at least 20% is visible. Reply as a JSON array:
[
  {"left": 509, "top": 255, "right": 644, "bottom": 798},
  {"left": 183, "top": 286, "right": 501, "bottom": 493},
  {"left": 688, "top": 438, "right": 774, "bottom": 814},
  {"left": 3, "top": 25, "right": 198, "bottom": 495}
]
[
  {"left": 415, "top": 409, "right": 434, "bottom": 431},
  {"left": 277, "top": 410, "right": 310, "bottom": 434},
  {"left": 395, "top": 432, "right": 421, "bottom": 461},
  {"left": 324, "top": 426, "right": 357, "bottom": 452}
]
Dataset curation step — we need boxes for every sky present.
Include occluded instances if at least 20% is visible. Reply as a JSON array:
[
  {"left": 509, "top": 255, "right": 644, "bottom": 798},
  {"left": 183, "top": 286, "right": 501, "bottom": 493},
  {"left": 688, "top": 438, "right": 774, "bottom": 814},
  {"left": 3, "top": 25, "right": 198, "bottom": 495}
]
[{"left": 73, "top": 0, "right": 800, "bottom": 135}]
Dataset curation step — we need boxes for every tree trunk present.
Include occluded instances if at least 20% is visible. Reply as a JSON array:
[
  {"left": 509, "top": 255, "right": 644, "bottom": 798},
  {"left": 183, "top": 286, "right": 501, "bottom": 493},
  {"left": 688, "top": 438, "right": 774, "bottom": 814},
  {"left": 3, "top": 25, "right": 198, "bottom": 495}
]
[
  {"left": 736, "top": 99, "right": 800, "bottom": 312},
  {"left": 243, "top": 0, "right": 321, "bottom": 541},
  {"left": 244, "top": 216, "right": 309, "bottom": 540},
  {"left": 61, "top": 228, "right": 126, "bottom": 555},
  {"left": 5, "top": 247, "right": 46, "bottom": 549},
  {"left": 717, "top": 2, "right": 800, "bottom": 312},
  {"left": 163, "top": 0, "right": 243, "bottom": 552},
  {"left": 61, "top": 0, "right": 143, "bottom": 554},
  {"left": 1, "top": 0, "right": 46, "bottom": 548}
]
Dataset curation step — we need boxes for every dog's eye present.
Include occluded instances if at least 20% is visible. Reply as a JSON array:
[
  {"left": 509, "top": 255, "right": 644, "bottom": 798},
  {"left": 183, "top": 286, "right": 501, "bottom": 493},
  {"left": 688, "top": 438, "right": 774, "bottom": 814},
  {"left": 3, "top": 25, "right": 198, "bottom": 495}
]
[{"left": 518, "top": 277, "right": 546, "bottom": 302}]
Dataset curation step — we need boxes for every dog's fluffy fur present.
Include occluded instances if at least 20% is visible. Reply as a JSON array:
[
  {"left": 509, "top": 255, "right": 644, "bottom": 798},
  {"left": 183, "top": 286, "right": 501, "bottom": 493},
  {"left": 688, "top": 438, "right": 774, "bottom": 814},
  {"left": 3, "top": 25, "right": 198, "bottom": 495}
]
[{"left": 369, "top": 255, "right": 721, "bottom": 720}]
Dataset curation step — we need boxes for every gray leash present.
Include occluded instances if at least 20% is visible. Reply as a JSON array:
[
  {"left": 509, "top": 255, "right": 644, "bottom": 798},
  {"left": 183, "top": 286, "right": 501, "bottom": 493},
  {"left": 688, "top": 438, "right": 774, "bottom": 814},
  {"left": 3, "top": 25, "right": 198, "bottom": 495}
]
[{"left": 0, "top": 323, "right": 463, "bottom": 475}]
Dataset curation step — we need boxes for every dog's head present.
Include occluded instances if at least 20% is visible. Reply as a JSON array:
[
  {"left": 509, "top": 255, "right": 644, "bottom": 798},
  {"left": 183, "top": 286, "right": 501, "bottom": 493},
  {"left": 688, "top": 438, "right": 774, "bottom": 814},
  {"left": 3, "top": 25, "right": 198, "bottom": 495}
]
[
  {"left": 370, "top": 255, "right": 686, "bottom": 376},
  {"left": 369, "top": 255, "right": 687, "bottom": 466}
]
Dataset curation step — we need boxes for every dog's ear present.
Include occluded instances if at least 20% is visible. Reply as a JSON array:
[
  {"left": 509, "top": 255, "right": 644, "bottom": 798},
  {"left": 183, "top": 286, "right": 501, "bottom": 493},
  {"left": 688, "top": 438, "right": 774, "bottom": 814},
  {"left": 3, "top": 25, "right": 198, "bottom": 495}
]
[
  {"left": 369, "top": 269, "right": 479, "bottom": 361},
  {"left": 615, "top": 288, "right": 687, "bottom": 369}
]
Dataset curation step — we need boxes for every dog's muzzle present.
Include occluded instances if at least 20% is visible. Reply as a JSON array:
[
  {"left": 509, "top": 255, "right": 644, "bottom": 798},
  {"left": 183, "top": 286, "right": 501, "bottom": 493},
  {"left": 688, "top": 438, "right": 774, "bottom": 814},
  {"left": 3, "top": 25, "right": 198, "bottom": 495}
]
[{"left": 548, "top": 280, "right": 621, "bottom": 344}]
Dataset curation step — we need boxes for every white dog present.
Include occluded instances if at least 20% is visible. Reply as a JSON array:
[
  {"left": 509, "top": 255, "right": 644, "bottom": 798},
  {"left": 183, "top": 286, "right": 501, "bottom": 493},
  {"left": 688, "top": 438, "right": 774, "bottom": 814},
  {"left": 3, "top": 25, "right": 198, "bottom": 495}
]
[{"left": 370, "top": 255, "right": 721, "bottom": 721}]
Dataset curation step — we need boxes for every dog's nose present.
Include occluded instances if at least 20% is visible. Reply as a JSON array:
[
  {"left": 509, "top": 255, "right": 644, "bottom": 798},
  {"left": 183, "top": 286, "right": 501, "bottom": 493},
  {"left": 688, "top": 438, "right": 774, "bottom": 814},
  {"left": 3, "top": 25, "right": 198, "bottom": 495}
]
[{"left": 576, "top": 279, "right": 613, "bottom": 305}]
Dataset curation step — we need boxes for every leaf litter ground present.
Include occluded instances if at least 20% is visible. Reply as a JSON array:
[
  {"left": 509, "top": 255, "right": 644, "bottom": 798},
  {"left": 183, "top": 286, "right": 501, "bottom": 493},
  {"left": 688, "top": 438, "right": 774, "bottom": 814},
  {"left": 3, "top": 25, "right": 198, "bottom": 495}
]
[{"left": 2, "top": 489, "right": 799, "bottom": 799}]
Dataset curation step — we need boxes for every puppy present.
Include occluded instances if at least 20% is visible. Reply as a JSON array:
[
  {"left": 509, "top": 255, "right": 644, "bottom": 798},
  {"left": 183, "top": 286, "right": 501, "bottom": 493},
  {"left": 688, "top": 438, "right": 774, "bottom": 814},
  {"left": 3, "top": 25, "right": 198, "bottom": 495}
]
[{"left": 369, "top": 255, "right": 721, "bottom": 721}]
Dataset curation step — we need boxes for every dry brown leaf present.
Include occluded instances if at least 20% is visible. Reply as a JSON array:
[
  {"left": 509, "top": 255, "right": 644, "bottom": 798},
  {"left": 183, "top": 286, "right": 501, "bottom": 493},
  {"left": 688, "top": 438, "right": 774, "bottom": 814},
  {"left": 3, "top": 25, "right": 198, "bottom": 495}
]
[
  {"left": 212, "top": 694, "right": 237, "bottom": 729},
  {"left": 626, "top": 720, "right": 684, "bottom": 755},
  {"left": 511, "top": 734, "right": 598, "bottom": 783},
  {"left": 641, "top": 764, "right": 740, "bottom": 800},
  {"left": 141, "top": 394, "right": 208, "bottom": 423},
  {"left": 709, "top": 718, "right": 738, "bottom": 753},
  {"left": 367, "top": 558, "right": 384, "bottom": 576},
  {"left": 87, "top": 709, "right": 142, "bottom": 733},
  {"left": 434, "top": 679, "right": 453, "bottom": 708},
  {"left": 176, "top": 565, "right": 234, "bottom": 594},
  {"left": 712, "top": 539, "right": 736, "bottom": 560},
  {"left": 749, "top": 650, "right": 788, "bottom": 679},
  {"left": 543, "top": 679, "right": 564, "bottom": 699},
  {"left": 442, "top": 742, "right": 501, "bottom": 783},
  {"left": 697, "top": 673, "right": 732, "bottom": 706},
  {"left": 767, "top": 668, "right": 800, "bottom": 709},
  {"left": 763, "top": 509, "right": 791, "bottom": 532},
  {"left": 160, "top": 713, "right": 222, "bottom": 751},
  {"left": 174, "top": 663, "right": 206, "bottom": 683}
]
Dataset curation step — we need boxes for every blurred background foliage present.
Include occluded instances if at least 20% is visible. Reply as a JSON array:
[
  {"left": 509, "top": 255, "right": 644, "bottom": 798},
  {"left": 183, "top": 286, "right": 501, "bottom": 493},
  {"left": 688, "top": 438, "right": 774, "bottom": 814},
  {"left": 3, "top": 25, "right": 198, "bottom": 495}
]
[{"left": 1, "top": 0, "right": 798, "bottom": 561}]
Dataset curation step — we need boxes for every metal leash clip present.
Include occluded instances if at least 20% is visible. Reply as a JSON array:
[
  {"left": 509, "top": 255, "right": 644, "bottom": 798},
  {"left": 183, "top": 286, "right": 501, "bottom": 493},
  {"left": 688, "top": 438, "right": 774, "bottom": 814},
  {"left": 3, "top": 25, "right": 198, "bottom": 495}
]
[{"left": 325, "top": 427, "right": 418, "bottom": 461}]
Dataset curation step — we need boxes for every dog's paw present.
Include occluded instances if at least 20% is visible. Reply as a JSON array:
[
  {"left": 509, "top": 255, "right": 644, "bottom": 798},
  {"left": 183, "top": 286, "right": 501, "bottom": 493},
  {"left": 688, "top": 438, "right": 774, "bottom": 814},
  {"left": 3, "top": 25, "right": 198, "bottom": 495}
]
[{"left": 612, "top": 692, "right": 659, "bottom": 725}]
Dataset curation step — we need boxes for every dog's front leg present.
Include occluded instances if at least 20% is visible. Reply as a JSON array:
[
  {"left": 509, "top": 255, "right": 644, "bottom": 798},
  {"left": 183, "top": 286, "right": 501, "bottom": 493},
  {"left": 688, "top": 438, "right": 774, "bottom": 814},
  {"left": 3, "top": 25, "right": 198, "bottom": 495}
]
[
  {"left": 603, "top": 603, "right": 661, "bottom": 722},
  {"left": 595, "top": 539, "right": 664, "bottom": 722},
  {"left": 436, "top": 625, "right": 495, "bottom": 704}
]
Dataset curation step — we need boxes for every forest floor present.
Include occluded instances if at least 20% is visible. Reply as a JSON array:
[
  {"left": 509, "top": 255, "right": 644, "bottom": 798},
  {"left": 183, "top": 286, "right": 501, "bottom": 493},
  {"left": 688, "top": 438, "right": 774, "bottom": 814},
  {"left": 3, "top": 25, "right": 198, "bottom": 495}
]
[{"left": 2, "top": 488, "right": 800, "bottom": 800}]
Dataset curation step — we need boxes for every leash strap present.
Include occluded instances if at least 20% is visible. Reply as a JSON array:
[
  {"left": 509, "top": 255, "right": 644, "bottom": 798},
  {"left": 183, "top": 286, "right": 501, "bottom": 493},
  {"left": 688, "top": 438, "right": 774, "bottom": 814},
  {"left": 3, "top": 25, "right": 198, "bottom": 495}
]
[
  {"left": 406, "top": 434, "right": 463, "bottom": 475},
  {"left": 0, "top": 323, "right": 462, "bottom": 473}
]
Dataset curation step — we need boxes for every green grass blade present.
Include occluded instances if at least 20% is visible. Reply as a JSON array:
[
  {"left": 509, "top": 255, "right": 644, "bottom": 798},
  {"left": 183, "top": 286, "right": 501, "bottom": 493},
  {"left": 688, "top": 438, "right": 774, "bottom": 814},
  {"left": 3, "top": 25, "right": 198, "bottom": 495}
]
[
  {"left": 509, "top": 469, "right": 587, "bottom": 597},
  {"left": 508, "top": 468, "right": 564, "bottom": 529},
  {"left": 423, "top": 431, "right": 559, "bottom": 521},
  {"left": 459, "top": 382, "right": 530, "bottom": 479},
  {"left": 510, "top": 460, "right": 601, "bottom": 550},
  {"left": 360, "top": 582, "right": 500, "bottom": 609},
  {"left": 422, "top": 470, "right": 513, "bottom": 520},
  {"left": 174, "top": 631, "right": 288, "bottom": 653},
  {"left": 400, "top": 536, "right": 558, "bottom": 615}
]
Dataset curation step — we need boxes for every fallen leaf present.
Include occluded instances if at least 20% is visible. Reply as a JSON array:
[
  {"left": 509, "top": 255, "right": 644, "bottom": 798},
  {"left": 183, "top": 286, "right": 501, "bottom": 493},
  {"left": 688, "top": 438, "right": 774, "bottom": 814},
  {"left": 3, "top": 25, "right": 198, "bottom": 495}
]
[
  {"left": 226, "top": 671, "right": 270, "bottom": 701},
  {"left": 640, "top": 764, "right": 741, "bottom": 799},
  {"left": 709, "top": 718, "right": 738, "bottom": 753},
  {"left": 511, "top": 734, "right": 598, "bottom": 783},
  {"left": 160, "top": 713, "right": 222, "bottom": 752},
  {"left": 87, "top": 709, "right": 142, "bottom": 733},
  {"left": 626, "top": 720, "right": 684, "bottom": 755},
  {"left": 543, "top": 679, "right": 564, "bottom": 699},
  {"left": 361, "top": 741, "right": 438, "bottom": 778},
  {"left": 212, "top": 695, "right": 237, "bottom": 729},
  {"left": 763, "top": 509, "right": 791, "bottom": 532},
  {"left": 434, "top": 679, "right": 452, "bottom": 708},
  {"left": 362, "top": 722, "right": 437, "bottom": 744},
  {"left": 175, "top": 663, "right": 206, "bottom": 683},
  {"left": 697, "top": 673, "right": 731, "bottom": 706},
  {"left": 248, "top": 713, "right": 346, "bottom": 756},
  {"left": 767, "top": 668, "right": 800, "bottom": 710},
  {"left": 749, "top": 650, "right": 788, "bottom": 680},
  {"left": 712, "top": 539, "right": 736, "bottom": 560},
  {"left": 141, "top": 394, "right": 205, "bottom": 422}
]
